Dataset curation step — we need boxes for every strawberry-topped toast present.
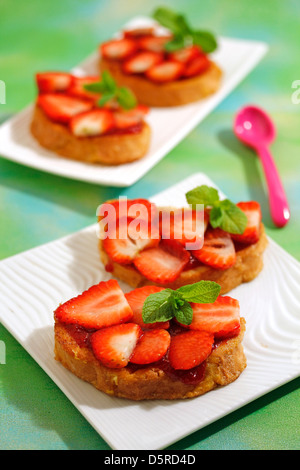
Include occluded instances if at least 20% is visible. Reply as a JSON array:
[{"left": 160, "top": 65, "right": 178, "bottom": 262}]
[
  {"left": 54, "top": 278, "right": 246, "bottom": 400},
  {"left": 30, "top": 70, "right": 151, "bottom": 164},
  {"left": 99, "top": 7, "right": 222, "bottom": 107},
  {"left": 98, "top": 185, "right": 268, "bottom": 294}
]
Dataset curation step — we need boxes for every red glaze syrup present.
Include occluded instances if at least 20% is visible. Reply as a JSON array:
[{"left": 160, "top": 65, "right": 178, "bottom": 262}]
[
  {"left": 183, "top": 252, "right": 202, "bottom": 271},
  {"left": 106, "top": 123, "right": 143, "bottom": 136},
  {"left": 105, "top": 261, "right": 114, "bottom": 273},
  {"left": 63, "top": 324, "right": 96, "bottom": 349}
]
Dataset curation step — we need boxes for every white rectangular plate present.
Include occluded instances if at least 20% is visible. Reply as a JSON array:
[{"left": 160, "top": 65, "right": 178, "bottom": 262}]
[
  {"left": 0, "top": 17, "right": 268, "bottom": 187},
  {"left": 1, "top": 173, "right": 300, "bottom": 450}
]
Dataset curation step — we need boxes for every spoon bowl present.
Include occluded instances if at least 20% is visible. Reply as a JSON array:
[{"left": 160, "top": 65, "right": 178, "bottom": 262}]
[
  {"left": 234, "top": 105, "right": 276, "bottom": 148},
  {"left": 234, "top": 105, "right": 290, "bottom": 227}
]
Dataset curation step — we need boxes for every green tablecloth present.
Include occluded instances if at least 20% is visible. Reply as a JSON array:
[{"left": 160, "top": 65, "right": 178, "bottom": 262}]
[{"left": 1, "top": 0, "right": 299, "bottom": 450}]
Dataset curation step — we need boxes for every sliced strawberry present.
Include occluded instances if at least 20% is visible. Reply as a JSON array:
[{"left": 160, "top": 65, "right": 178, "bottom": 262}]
[
  {"left": 103, "top": 217, "right": 159, "bottom": 264},
  {"left": 186, "top": 295, "right": 240, "bottom": 338},
  {"left": 123, "top": 27, "right": 155, "bottom": 38},
  {"left": 54, "top": 279, "right": 133, "bottom": 329},
  {"left": 130, "top": 329, "right": 171, "bottom": 364},
  {"left": 183, "top": 54, "right": 210, "bottom": 78},
  {"left": 231, "top": 201, "right": 262, "bottom": 244},
  {"left": 133, "top": 240, "right": 189, "bottom": 284},
  {"left": 125, "top": 286, "right": 170, "bottom": 329},
  {"left": 100, "top": 38, "right": 137, "bottom": 60},
  {"left": 146, "top": 60, "right": 185, "bottom": 83},
  {"left": 122, "top": 51, "right": 164, "bottom": 74},
  {"left": 98, "top": 198, "right": 154, "bottom": 223},
  {"left": 67, "top": 76, "right": 100, "bottom": 100},
  {"left": 169, "top": 330, "right": 214, "bottom": 370},
  {"left": 90, "top": 323, "right": 142, "bottom": 368},
  {"left": 36, "top": 72, "right": 73, "bottom": 93},
  {"left": 160, "top": 238, "right": 190, "bottom": 263},
  {"left": 138, "top": 35, "right": 172, "bottom": 53},
  {"left": 69, "top": 109, "right": 115, "bottom": 137},
  {"left": 114, "top": 104, "right": 149, "bottom": 129},
  {"left": 192, "top": 228, "right": 236, "bottom": 270},
  {"left": 113, "top": 111, "right": 141, "bottom": 129},
  {"left": 160, "top": 208, "right": 209, "bottom": 250},
  {"left": 37, "top": 93, "right": 93, "bottom": 124},
  {"left": 169, "top": 45, "right": 202, "bottom": 63}
]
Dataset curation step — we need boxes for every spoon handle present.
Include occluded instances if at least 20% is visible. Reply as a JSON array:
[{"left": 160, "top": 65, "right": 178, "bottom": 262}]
[{"left": 257, "top": 146, "right": 290, "bottom": 227}]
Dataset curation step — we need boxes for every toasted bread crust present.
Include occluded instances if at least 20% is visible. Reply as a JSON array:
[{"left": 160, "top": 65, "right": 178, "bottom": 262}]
[
  {"left": 54, "top": 317, "right": 246, "bottom": 400},
  {"left": 98, "top": 224, "right": 268, "bottom": 294},
  {"left": 100, "top": 58, "right": 222, "bottom": 107},
  {"left": 30, "top": 105, "right": 151, "bottom": 165}
]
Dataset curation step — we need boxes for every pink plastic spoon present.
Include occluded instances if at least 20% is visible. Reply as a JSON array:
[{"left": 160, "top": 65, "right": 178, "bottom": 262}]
[{"left": 234, "top": 105, "right": 290, "bottom": 227}]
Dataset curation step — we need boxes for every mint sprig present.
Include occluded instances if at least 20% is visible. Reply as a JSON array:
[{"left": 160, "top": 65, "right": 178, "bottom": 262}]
[
  {"left": 142, "top": 280, "right": 221, "bottom": 325},
  {"left": 186, "top": 185, "right": 248, "bottom": 235},
  {"left": 84, "top": 70, "right": 137, "bottom": 110},
  {"left": 153, "top": 7, "right": 217, "bottom": 53}
]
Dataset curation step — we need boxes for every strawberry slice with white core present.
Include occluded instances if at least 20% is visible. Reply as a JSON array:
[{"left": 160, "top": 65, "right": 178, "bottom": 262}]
[
  {"left": 169, "top": 330, "right": 214, "bottom": 370},
  {"left": 101, "top": 38, "right": 137, "bottom": 60},
  {"left": 183, "top": 54, "right": 210, "bottom": 78},
  {"left": 231, "top": 201, "right": 262, "bottom": 244},
  {"left": 122, "top": 51, "right": 163, "bottom": 74},
  {"left": 103, "top": 217, "right": 159, "bottom": 264},
  {"left": 70, "top": 109, "right": 115, "bottom": 137},
  {"left": 125, "top": 286, "right": 170, "bottom": 329},
  {"left": 67, "top": 76, "right": 100, "bottom": 100},
  {"left": 146, "top": 60, "right": 185, "bottom": 83},
  {"left": 185, "top": 295, "right": 240, "bottom": 337},
  {"left": 169, "top": 45, "right": 202, "bottom": 63},
  {"left": 36, "top": 72, "right": 73, "bottom": 93},
  {"left": 91, "top": 323, "right": 142, "bottom": 368},
  {"left": 114, "top": 104, "right": 149, "bottom": 129},
  {"left": 37, "top": 93, "right": 93, "bottom": 124},
  {"left": 160, "top": 208, "right": 208, "bottom": 250},
  {"left": 54, "top": 279, "right": 133, "bottom": 329},
  {"left": 192, "top": 228, "right": 236, "bottom": 270},
  {"left": 138, "top": 35, "right": 172, "bottom": 53},
  {"left": 130, "top": 329, "right": 171, "bottom": 365},
  {"left": 133, "top": 241, "right": 190, "bottom": 284}
]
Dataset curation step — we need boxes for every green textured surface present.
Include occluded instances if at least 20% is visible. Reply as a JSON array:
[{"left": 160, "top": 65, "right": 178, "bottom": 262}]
[{"left": 0, "top": 0, "right": 299, "bottom": 450}]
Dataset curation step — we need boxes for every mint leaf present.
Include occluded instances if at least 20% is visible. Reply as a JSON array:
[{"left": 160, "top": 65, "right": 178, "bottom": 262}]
[
  {"left": 186, "top": 185, "right": 248, "bottom": 235},
  {"left": 84, "top": 81, "right": 106, "bottom": 93},
  {"left": 177, "top": 281, "right": 221, "bottom": 304},
  {"left": 153, "top": 7, "right": 182, "bottom": 35},
  {"left": 153, "top": 7, "right": 217, "bottom": 53},
  {"left": 192, "top": 30, "right": 218, "bottom": 53},
  {"left": 209, "top": 205, "right": 223, "bottom": 228},
  {"left": 97, "top": 92, "right": 115, "bottom": 107},
  {"left": 175, "top": 14, "right": 192, "bottom": 36},
  {"left": 116, "top": 87, "right": 137, "bottom": 110},
  {"left": 174, "top": 301, "right": 193, "bottom": 325},
  {"left": 164, "top": 35, "right": 186, "bottom": 52},
  {"left": 186, "top": 185, "right": 219, "bottom": 207},
  {"left": 101, "top": 70, "right": 117, "bottom": 92},
  {"left": 84, "top": 71, "right": 137, "bottom": 110},
  {"left": 142, "top": 281, "right": 221, "bottom": 325},
  {"left": 214, "top": 199, "right": 248, "bottom": 235},
  {"left": 142, "top": 289, "right": 174, "bottom": 324}
]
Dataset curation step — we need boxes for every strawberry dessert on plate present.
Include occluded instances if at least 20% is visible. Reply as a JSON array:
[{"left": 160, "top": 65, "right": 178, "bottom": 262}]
[
  {"left": 30, "top": 70, "right": 151, "bottom": 165},
  {"left": 97, "top": 185, "right": 268, "bottom": 294},
  {"left": 54, "top": 278, "right": 247, "bottom": 400},
  {"left": 99, "top": 7, "right": 222, "bottom": 107}
]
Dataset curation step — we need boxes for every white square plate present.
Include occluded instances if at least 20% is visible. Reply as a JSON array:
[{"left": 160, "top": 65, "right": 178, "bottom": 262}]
[
  {"left": 1, "top": 173, "right": 299, "bottom": 450},
  {"left": 0, "top": 17, "right": 268, "bottom": 187}
]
